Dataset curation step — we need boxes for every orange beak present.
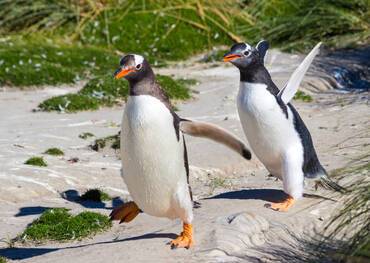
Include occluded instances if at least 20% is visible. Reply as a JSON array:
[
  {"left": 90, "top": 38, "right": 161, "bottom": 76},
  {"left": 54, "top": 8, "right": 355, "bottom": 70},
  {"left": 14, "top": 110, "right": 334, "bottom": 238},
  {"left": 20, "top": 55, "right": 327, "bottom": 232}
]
[
  {"left": 114, "top": 68, "right": 135, "bottom": 79},
  {"left": 223, "top": 54, "right": 241, "bottom": 62}
]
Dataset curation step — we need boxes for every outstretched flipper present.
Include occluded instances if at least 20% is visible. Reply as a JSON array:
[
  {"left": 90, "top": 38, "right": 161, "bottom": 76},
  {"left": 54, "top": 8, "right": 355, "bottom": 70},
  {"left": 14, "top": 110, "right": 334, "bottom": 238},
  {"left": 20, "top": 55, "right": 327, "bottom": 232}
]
[
  {"left": 278, "top": 42, "right": 322, "bottom": 104},
  {"left": 180, "top": 120, "right": 252, "bottom": 160}
]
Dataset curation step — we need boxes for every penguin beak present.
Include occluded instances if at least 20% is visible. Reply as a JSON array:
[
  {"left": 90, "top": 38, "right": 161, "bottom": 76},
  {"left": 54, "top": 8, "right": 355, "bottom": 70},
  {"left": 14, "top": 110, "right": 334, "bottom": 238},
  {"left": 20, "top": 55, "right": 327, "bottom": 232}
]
[
  {"left": 114, "top": 67, "right": 134, "bottom": 79},
  {"left": 223, "top": 52, "right": 241, "bottom": 62}
]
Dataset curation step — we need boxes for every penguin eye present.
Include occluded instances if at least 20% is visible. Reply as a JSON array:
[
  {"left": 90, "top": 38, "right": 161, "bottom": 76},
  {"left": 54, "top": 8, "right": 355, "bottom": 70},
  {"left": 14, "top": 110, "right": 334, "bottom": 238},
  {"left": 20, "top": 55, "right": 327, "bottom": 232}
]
[
  {"left": 243, "top": 51, "right": 250, "bottom": 56},
  {"left": 136, "top": 64, "right": 142, "bottom": 70}
]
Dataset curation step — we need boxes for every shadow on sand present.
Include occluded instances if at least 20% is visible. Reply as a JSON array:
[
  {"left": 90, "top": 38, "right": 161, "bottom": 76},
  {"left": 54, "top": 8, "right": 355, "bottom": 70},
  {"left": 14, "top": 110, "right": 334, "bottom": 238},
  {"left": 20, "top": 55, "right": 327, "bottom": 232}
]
[
  {"left": 60, "top": 189, "right": 124, "bottom": 209},
  {"left": 0, "top": 232, "right": 177, "bottom": 260},
  {"left": 15, "top": 206, "right": 51, "bottom": 217},
  {"left": 14, "top": 190, "right": 125, "bottom": 218},
  {"left": 207, "top": 188, "right": 289, "bottom": 203}
]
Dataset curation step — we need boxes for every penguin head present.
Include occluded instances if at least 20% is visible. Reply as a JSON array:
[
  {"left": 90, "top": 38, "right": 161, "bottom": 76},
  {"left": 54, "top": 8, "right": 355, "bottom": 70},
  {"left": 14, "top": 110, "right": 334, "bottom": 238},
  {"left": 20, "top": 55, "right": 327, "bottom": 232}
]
[
  {"left": 223, "top": 40, "right": 269, "bottom": 70},
  {"left": 114, "top": 54, "right": 150, "bottom": 82}
]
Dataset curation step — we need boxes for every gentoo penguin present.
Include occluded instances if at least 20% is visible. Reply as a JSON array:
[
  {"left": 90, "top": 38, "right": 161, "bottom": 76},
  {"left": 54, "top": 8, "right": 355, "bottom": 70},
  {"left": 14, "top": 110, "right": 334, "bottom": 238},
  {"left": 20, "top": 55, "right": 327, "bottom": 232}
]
[
  {"left": 110, "top": 54, "right": 252, "bottom": 248},
  {"left": 223, "top": 41, "right": 343, "bottom": 211}
]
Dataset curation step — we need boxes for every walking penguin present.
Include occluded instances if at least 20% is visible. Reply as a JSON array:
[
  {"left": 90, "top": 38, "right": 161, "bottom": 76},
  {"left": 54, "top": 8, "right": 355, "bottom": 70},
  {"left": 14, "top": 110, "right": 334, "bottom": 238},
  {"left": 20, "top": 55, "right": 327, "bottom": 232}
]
[{"left": 223, "top": 41, "right": 344, "bottom": 211}]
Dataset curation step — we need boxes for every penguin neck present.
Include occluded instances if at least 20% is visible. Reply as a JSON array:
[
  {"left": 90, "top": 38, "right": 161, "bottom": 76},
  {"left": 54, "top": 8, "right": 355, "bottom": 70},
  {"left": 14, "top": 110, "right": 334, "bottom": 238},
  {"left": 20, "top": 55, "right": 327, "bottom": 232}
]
[
  {"left": 239, "top": 64, "right": 280, "bottom": 95},
  {"left": 128, "top": 68, "right": 172, "bottom": 109}
]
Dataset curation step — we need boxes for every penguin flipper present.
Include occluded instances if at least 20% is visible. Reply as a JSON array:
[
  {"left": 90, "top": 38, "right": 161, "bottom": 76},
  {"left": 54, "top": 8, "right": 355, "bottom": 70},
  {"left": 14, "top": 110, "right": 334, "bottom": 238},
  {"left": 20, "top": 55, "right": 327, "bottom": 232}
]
[
  {"left": 179, "top": 120, "right": 252, "bottom": 160},
  {"left": 256, "top": 40, "right": 269, "bottom": 64},
  {"left": 277, "top": 42, "right": 322, "bottom": 104}
]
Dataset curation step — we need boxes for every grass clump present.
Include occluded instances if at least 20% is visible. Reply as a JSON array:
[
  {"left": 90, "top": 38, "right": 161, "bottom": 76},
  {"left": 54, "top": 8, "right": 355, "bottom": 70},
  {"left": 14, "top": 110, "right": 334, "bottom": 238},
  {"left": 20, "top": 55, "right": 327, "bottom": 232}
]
[
  {"left": 293, "top": 90, "right": 313, "bottom": 102},
  {"left": 38, "top": 74, "right": 193, "bottom": 112},
  {"left": 38, "top": 93, "right": 101, "bottom": 113},
  {"left": 20, "top": 208, "right": 111, "bottom": 242},
  {"left": 323, "top": 154, "right": 370, "bottom": 261},
  {"left": 80, "top": 189, "right": 112, "bottom": 202},
  {"left": 44, "top": 147, "right": 64, "bottom": 156},
  {"left": 79, "top": 132, "right": 95, "bottom": 140},
  {"left": 0, "top": 256, "right": 7, "bottom": 263},
  {"left": 91, "top": 134, "right": 120, "bottom": 151},
  {"left": 0, "top": 38, "right": 117, "bottom": 87},
  {"left": 24, "top": 157, "right": 47, "bottom": 167}
]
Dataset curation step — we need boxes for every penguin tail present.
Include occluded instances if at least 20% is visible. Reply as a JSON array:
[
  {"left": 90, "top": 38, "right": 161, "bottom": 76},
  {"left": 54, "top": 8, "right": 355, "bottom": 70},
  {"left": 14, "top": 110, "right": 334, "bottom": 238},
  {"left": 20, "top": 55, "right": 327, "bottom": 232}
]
[
  {"left": 314, "top": 175, "right": 347, "bottom": 193},
  {"left": 179, "top": 120, "right": 252, "bottom": 160}
]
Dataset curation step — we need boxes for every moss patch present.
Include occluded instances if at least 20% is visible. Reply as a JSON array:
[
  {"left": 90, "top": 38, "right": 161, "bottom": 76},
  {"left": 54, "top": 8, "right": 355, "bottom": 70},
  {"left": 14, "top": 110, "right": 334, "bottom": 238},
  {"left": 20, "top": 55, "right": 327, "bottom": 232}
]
[
  {"left": 0, "top": 38, "right": 117, "bottom": 87},
  {"left": 79, "top": 132, "right": 95, "bottom": 140},
  {"left": 91, "top": 134, "right": 120, "bottom": 151},
  {"left": 20, "top": 208, "right": 111, "bottom": 242},
  {"left": 24, "top": 156, "right": 47, "bottom": 167},
  {"left": 80, "top": 189, "right": 112, "bottom": 202},
  {"left": 39, "top": 74, "right": 194, "bottom": 113},
  {"left": 293, "top": 91, "right": 313, "bottom": 102},
  {"left": 44, "top": 148, "right": 64, "bottom": 156}
]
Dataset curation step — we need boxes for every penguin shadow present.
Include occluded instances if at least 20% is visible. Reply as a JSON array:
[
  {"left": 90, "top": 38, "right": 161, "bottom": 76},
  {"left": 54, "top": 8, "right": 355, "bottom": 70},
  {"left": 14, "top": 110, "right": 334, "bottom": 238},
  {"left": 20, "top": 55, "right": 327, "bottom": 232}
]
[
  {"left": 206, "top": 188, "right": 289, "bottom": 203},
  {"left": 0, "top": 232, "right": 177, "bottom": 260},
  {"left": 61, "top": 189, "right": 124, "bottom": 210},
  {"left": 15, "top": 206, "right": 51, "bottom": 217}
]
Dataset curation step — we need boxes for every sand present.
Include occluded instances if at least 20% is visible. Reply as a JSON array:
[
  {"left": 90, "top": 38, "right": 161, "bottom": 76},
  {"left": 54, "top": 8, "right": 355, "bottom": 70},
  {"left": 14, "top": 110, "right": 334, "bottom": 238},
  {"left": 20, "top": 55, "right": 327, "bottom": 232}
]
[{"left": 0, "top": 50, "right": 369, "bottom": 262}]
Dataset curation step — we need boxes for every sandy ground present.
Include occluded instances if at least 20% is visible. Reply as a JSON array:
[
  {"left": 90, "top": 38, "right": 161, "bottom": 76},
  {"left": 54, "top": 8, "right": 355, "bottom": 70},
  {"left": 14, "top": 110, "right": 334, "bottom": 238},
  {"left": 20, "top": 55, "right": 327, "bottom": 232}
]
[{"left": 0, "top": 51, "right": 369, "bottom": 262}]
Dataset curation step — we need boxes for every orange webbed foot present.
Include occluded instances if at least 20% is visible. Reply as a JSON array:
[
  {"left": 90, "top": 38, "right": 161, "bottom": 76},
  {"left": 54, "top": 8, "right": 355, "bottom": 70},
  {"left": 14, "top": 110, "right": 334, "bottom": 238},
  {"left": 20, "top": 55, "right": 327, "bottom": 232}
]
[
  {"left": 110, "top": 201, "right": 140, "bottom": 223},
  {"left": 170, "top": 223, "right": 194, "bottom": 249},
  {"left": 267, "top": 195, "right": 295, "bottom": 212}
]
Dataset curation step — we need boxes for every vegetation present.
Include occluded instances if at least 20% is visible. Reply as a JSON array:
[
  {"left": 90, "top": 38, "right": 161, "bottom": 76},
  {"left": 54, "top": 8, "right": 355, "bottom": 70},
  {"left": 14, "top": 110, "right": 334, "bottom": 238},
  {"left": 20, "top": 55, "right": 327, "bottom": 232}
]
[
  {"left": 0, "top": 0, "right": 368, "bottom": 88},
  {"left": 38, "top": 74, "right": 193, "bottom": 112},
  {"left": 0, "top": 256, "right": 6, "bottom": 263},
  {"left": 293, "top": 90, "right": 313, "bottom": 102},
  {"left": 80, "top": 189, "right": 112, "bottom": 202},
  {"left": 323, "top": 154, "right": 370, "bottom": 261},
  {"left": 24, "top": 156, "right": 47, "bottom": 167},
  {"left": 0, "top": 38, "right": 116, "bottom": 87},
  {"left": 79, "top": 132, "right": 95, "bottom": 140},
  {"left": 20, "top": 208, "right": 111, "bottom": 242},
  {"left": 208, "top": 177, "right": 230, "bottom": 194},
  {"left": 91, "top": 134, "right": 120, "bottom": 151},
  {"left": 44, "top": 148, "right": 64, "bottom": 156}
]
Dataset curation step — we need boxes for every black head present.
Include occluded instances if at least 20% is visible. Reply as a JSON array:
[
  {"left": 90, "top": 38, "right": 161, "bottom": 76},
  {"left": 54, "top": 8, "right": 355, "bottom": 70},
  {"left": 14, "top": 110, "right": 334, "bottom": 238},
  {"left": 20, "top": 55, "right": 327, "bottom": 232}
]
[
  {"left": 114, "top": 54, "right": 152, "bottom": 82},
  {"left": 223, "top": 40, "right": 269, "bottom": 70}
]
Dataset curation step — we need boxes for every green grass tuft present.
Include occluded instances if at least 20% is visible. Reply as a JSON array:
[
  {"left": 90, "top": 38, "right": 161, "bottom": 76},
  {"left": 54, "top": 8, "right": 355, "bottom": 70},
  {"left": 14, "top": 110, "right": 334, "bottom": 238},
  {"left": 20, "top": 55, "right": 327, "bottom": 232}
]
[
  {"left": 324, "top": 154, "right": 370, "bottom": 261},
  {"left": 38, "top": 74, "right": 193, "bottom": 112},
  {"left": 79, "top": 132, "right": 95, "bottom": 139},
  {"left": 20, "top": 208, "right": 111, "bottom": 242},
  {"left": 293, "top": 90, "right": 313, "bottom": 102},
  {"left": 0, "top": 256, "right": 7, "bottom": 263},
  {"left": 91, "top": 134, "right": 120, "bottom": 151},
  {"left": 80, "top": 189, "right": 112, "bottom": 202},
  {"left": 44, "top": 147, "right": 64, "bottom": 156},
  {"left": 0, "top": 38, "right": 117, "bottom": 87},
  {"left": 24, "top": 156, "right": 47, "bottom": 167},
  {"left": 38, "top": 93, "right": 101, "bottom": 113}
]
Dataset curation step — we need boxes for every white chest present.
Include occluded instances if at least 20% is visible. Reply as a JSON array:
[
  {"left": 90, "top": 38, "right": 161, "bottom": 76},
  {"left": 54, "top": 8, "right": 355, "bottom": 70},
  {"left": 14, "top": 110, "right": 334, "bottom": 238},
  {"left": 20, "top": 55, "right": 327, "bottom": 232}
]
[
  {"left": 236, "top": 82, "right": 302, "bottom": 175},
  {"left": 120, "top": 95, "right": 188, "bottom": 218}
]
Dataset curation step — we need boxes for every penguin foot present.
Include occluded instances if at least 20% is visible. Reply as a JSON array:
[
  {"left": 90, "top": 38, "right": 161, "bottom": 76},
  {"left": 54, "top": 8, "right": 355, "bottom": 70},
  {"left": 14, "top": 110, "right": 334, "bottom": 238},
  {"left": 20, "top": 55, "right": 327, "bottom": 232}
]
[
  {"left": 267, "top": 196, "right": 295, "bottom": 212},
  {"left": 110, "top": 201, "right": 140, "bottom": 223},
  {"left": 170, "top": 223, "right": 194, "bottom": 249}
]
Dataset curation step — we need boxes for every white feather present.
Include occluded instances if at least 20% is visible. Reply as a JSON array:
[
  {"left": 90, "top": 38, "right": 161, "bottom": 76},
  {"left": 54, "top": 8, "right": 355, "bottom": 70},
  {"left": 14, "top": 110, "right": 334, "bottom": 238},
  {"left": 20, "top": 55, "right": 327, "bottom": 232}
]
[
  {"left": 237, "top": 82, "right": 304, "bottom": 198},
  {"left": 278, "top": 42, "right": 322, "bottom": 104},
  {"left": 120, "top": 95, "right": 193, "bottom": 223},
  {"left": 133, "top": 54, "right": 144, "bottom": 65}
]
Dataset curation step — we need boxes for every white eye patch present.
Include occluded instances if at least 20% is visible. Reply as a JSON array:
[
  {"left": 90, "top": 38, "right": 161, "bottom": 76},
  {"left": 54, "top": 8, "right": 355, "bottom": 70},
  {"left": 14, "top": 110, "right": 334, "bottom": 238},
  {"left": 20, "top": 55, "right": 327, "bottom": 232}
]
[
  {"left": 133, "top": 54, "right": 144, "bottom": 66},
  {"left": 244, "top": 43, "right": 252, "bottom": 52},
  {"left": 242, "top": 43, "right": 253, "bottom": 56}
]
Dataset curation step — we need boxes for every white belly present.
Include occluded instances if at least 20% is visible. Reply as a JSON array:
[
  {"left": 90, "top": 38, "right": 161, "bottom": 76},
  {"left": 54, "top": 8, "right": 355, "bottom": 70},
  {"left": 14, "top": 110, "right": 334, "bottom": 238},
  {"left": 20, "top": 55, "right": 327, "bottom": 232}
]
[
  {"left": 237, "top": 82, "right": 302, "bottom": 177},
  {"left": 120, "top": 95, "right": 191, "bottom": 219}
]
